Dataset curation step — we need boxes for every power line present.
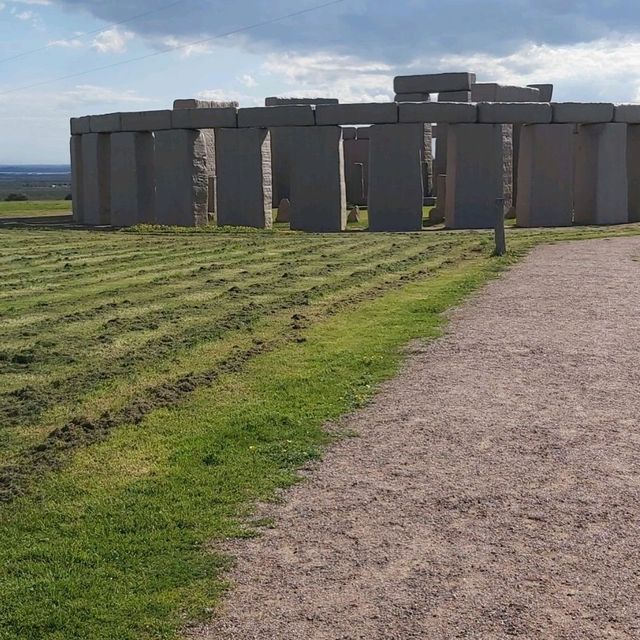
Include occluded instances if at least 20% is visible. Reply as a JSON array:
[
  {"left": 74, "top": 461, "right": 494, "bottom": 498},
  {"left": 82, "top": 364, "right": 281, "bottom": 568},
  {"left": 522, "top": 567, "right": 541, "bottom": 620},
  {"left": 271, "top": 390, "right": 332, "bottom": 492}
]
[
  {"left": 0, "top": 0, "right": 348, "bottom": 96},
  {"left": 0, "top": 0, "right": 190, "bottom": 65}
]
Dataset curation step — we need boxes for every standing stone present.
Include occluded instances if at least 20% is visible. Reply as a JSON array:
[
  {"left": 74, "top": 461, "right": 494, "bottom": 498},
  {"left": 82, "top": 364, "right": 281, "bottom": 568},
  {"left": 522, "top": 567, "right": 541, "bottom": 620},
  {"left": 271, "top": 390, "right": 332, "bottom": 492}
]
[
  {"left": 445, "top": 124, "right": 510, "bottom": 229},
  {"left": 368, "top": 123, "right": 424, "bottom": 232},
  {"left": 574, "top": 123, "right": 628, "bottom": 225},
  {"left": 110, "top": 132, "right": 155, "bottom": 227},
  {"left": 154, "top": 129, "right": 208, "bottom": 227},
  {"left": 516, "top": 124, "right": 574, "bottom": 227},
  {"left": 289, "top": 126, "right": 346, "bottom": 232},
  {"left": 348, "top": 205, "right": 360, "bottom": 223},
  {"left": 277, "top": 198, "right": 291, "bottom": 223},
  {"left": 627, "top": 125, "right": 640, "bottom": 222},
  {"left": 70, "top": 135, "right": 84, "bottom": 223},
  {"left": 215, "top": 128, "right": 272, "bottom": 229},
  {"left": 343, "top": 137, "right": 369, "bottom": 206},
  {"left": 81, "top": 133, "right": 111, "bottom": 226}
]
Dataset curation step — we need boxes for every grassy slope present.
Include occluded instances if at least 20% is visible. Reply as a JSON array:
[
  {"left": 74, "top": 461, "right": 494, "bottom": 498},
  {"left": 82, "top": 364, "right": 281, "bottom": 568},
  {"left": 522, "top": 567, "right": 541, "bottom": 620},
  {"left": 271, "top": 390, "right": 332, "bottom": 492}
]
[
  {"left": 0, "top": 224, "right": 638, "bottom": 639},
  {"left": 0, "top": 200, "right": 72, "bottom": 218}
]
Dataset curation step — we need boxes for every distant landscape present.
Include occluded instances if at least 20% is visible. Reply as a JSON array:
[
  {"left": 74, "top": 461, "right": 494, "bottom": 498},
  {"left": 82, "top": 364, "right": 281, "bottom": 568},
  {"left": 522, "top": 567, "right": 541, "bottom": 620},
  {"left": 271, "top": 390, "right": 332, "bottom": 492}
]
[{"left": 0, "top": 165, "right": 71, "bottom": 201}]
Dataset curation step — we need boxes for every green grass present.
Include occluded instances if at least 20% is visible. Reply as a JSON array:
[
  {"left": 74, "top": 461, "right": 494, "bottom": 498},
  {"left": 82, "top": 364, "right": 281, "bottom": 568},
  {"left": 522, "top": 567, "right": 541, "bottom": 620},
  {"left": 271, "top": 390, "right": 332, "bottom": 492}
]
[
  {"left": 0, "top": 200, "right": 72, "bottom": 219},
  {"left": 0, "top": 223, "right": 638, "bottom": 639}
]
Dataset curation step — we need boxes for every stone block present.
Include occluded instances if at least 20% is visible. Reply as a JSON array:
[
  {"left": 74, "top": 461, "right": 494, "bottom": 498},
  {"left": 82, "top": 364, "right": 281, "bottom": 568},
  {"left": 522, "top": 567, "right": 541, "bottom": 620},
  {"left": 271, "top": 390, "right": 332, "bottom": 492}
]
[
  {"left": 70, "top": 116, "right": 91, "bottom": 135},
  {"left": 154, "top": 129, "right": 209, "bottom": 227},
  {"left": 173, "top": 98, "right": 238, "bottom": 109},
  {"left": 614, "top": 104, "right": 640, "bottom": 124},
  {"left": 110, "top": 132, "right": 156, "bottom": 227},
  {"left": 627, "top": 125, "right": 640, "bottom": 222},
  {"left": 315, "top": 102, "right": 398, "bottom": 126},
  {"left": 394, "top": 93, "right": 430, "bottom": 102},
  {"left": 394, "top": 72, "right": 476, "bottom": 94},
  {"left": 89, "top": 113, "right": 122, "bottom": 133},
  {"left": 277, "top": 198, "right": 291, "bottom": 223},
  {"left": 355, "top": 127, "right": 371, "bottom": 139},
  {"left": 472, "top": 83, "right": 540, "bottom": 102},
  {"left": 171, "top": 107, "right": 237, "bottom": 129},
  {"left": 516, "top": 124, "right": 574, "bottom": 227},
  {"left": 289, "top": 126, "right": 346, "bottom": 232},
  {"left": 552, "top": 103, "right": 614, "bottom": 124},
  {"left": 121, "top": 110, "right": 172, "bottom": 132},
  {"left": 342, "top": 127, "right": 357, "bottom": 140},
  {"left": 528, "top": 84, "right": 554, "bottom": 102},
  {"left": 215, "top": 128, "right": 272, "bottom": 229},
  {"left": 574, "top": 123, "right": 628, "bottom": 225},
  {"left": 478, "top": 102, "right": 552, "bottom": 124},
  {"left": 237, "top": 105, "right": 315, "bottom": 128},
  {"left": 438, "top": 91, "right": 472, "bottom": 102},
  {"left": 81, "top": 133, "right": 111, "bottom": 226},
  {"left": 368, "top": 123, "right": 424, "bottom": 231},
  {"left": 399, "top": 102, "right": 477, "bottom": 123},
  {"left": 265, "top": 97, "right": 338, "bottom": 106},
  {"left": 430, "top": 174, "right": 447, "bottom": 223},
  {"left": 344, "top": 138, "right": 369, "bottom": 206},
  {"left": 70, "top": 135, "right": 84, "bottom": 222},
  {"left": 445, "top": 124, "right": 510, "bottom": 229},
  {"left": 269, "top": 127, "right": 297, "bottom": 206}
]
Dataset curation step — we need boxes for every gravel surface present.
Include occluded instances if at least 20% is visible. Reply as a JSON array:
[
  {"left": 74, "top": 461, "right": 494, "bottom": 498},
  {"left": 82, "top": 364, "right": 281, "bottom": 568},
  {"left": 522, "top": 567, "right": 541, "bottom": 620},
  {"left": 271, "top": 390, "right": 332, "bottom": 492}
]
[{"left": 190, "top": 238, "right": 640, "bottom": 640}]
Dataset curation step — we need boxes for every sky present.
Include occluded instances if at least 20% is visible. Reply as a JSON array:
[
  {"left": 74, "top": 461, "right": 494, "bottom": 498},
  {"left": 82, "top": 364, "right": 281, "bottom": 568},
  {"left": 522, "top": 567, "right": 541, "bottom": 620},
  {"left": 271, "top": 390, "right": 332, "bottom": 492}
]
[{"left": 3, "top": 0, "right": 640, "bottom": 163}]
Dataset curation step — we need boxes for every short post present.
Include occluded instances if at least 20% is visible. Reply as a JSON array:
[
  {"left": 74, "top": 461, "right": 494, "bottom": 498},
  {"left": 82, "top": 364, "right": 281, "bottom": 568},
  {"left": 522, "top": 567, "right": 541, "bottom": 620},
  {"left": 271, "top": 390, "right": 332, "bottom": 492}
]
[{"left": 494, "top": 198, "right": 507, "bottom": 256}]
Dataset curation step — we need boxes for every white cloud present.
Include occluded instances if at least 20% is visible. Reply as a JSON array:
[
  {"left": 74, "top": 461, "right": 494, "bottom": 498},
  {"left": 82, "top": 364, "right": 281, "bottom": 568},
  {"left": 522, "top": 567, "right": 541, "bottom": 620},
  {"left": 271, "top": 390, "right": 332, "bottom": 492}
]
[
  {"left": 160, "top": 36, "right": 213, "bottom": 58},
  {"left": 48, "top": 38, "right": 84, "bottom": 48},
  {"left": 13, "top": 9, "right": 34, "bottom": 19},
  {"left": 91, "top": 27, "right": 134, "bottom": 54},
  {"left": 239, "top": 73, "right": 257, "bottom": 88}
]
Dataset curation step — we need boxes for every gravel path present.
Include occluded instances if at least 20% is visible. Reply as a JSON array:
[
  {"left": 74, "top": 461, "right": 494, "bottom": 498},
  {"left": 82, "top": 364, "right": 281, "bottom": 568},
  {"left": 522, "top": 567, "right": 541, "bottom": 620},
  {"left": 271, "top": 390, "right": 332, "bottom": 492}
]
[{"left": 191, "top": 237, "right": 640, "bottom": 640}]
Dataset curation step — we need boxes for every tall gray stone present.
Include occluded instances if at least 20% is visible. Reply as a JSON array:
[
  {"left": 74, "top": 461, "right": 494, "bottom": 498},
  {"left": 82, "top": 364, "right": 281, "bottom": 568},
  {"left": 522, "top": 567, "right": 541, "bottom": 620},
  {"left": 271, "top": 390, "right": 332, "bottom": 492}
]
[
  {"left": 154, "top": 129, "right": 209, "bottom": 227},
  {"left": 289, "top": 126, "right": 346, "bottom": 232},
  {"left": 627, "top": 125, "right": 640, "bottom": 222},
  {"left": 574, "top": 123, "right": 628, "bottom": 225},
  {"left": 445, "top": 124, "right": 510, "bottom": 229},
  {"left": 215, "top": 128, "right": 272, "bottom": 229},
  {"left": 81, "top": 133, "right": 111, "bottom": 226},
  {"left": 516, "top": 124, "right": 574, "bottom": 227},
  {"left": 70, "top": 135, "right": 84, "bottom": 223},
  {"left": 368, "top": 123, "right": 424, "bottom": 232},
  {"left": 110, "top": 132, "right": 155, "bottom": 227},
  {"left": 344, "top": 138, "right": 369, "bottom": 206}
]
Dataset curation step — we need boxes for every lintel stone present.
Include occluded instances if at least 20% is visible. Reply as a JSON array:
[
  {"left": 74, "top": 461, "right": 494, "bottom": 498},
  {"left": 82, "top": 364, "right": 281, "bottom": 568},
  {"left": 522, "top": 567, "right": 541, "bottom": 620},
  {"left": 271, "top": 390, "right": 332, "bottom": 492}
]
[
  {"left": 315, "top": 102, "right": 398, "bottom": 125},
  {"left": 438, "top": 91, "right": 472, "bottom": 102},
  {"left": 528, "top": 84, "right": 554, "bottom": 102},
  {"left": 173, "top": 98, "right": 238, "bottom": 109},
  {"left": 89, "top": 113, "right": 122, "bottom": 133},
  {"left": 265, "top": 97, "right": 338, "bottom": 106},
  {"left": 171, "top": 107, "right": 237, "bottom": 129},
  {"left": 552, "top": 103, "right": 614, "bottom": 124},
  {"left": 237, "top": 105, "right": 315, "bottom": 128},
  {"left": 121, "top": 110, "right": 172, "bottom": 132},
  {"left": 394, "top": 93, "right": 430, "bottom": 102},
  {"left": 614, "top": 104, "right": 640, "bottom": 124},
  {"left": 472, "top": 83, "right": 540, "bottom": 102},
  {"left": 478, "top": 102, "right": 552, "bottom": 124},
  {"left": 70, "top": 116, "right": 91, "bottom": 135},
  {"left": 399, "top": 102, "right": 477, "bottom": 124},
  {"left": 342, "top": 127, "right": 357, "bottom": 140},
  {"left": 394, "top": 72, "right": 476, "bottom": 94}
]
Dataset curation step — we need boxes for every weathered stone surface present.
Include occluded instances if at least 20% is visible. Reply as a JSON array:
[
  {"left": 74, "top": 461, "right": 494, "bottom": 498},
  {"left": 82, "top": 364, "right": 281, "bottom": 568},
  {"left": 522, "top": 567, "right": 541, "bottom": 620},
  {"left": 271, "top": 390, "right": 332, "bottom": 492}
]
[
  {"left": 399, "top": 102, "right": 477, "bottom": 124},
  {"left": 527, "top": 84, "right": 554, "bottom": 102},
  {"left": 438, "top": 91, "right": 472, "bottom": 102},
  {"left": 574, "top": 123, "right": 628, "bottom": 225},
  {"left": 445, "top": 124, "right": 510, "bottom": 229},
  {"left": 394, "top": 93, "right": 430, "bottom": 102},
  {"left": 516, "top": 124, "right": 574, "bottom": 227},
  {"left": 90, "top": 113, "right": 121, "bottom": 133},
  {"left": 173, "top": 98, "right": 239, "bottom": 109},
  {"left": 368, "top": 123, "right": 424, "bottom": 232},
  {"left": 394, "top": 72, "right": 476, "bottom": 94},
  {"left": 121, "top": 110, "right": 172, "bottom": 132},
  {"left": 265, "top": 97, "right": 338, "bottom": 106},
  {"left": 238, "top": 105, "right": 315, "bottom": 128},
  {"left": 289, "top": 126, "right": 346, "bottom": 232},
  {"left": 70, "top": 135, "right": 84, "bottom": 222},
  {"left": 552, "top": 103, "right": 614, "bottom": 124},
  {"left": 154, "top": 129, "right": 209, "bottom": 227},
  {"left": 472, "top": 84, "right": 540, "bottom": 102},
  {"left": 315, "top": 102, "right": 398, "bottom": 125},
  {"left": 70, "top": 116, "right": 91, "bottom": 135},
  {"left": 81, "top": 133, "right": 111, "bottom": 226},
  {"left": 171, "top": 108, "right": 237, "bottom": 129},
  {"left": 277, "top": 198, "right": 291, "bottom": 223},
  {"left": 344, "top": 138, "right": 369, "bottom": 206},
  {"left": 342, "top": 127, "right": 357, "bottom": 140},
  {"left": 628, "top": 125, "right": 640, "bottom": 222},
  {"left": 477, "top": 102, "right": 552, "bottom": 124},
  {"left": 110, "top": 132, "right": 155, "bottom": 227},
  {"left": 347, "top": 205, "right": 360, "bottom": 223},
  {"left": 422, "top": 123, "right": 434, "bottom": 198},
  {"left": 614, "top": 104, "right": 640, "bottom": 124},
  {"left": 215, "top": 128, "right": 273, "bottom": 229}
]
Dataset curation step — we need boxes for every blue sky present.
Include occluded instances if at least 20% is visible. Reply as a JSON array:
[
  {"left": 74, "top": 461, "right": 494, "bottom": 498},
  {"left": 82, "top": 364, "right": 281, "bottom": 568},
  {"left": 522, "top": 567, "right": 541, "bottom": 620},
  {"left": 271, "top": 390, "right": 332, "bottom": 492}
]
[{"left": 2, "top": 0, "right": 640, "bottom": 163}]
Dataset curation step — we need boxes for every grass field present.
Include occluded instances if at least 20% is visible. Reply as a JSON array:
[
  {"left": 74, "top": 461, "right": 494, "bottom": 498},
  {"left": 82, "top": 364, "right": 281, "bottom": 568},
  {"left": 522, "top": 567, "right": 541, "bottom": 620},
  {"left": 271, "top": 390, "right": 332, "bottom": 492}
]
[
  {"left": 0, "top": 219, "right": 638, "bottom": 639},
  {"left": 0, "top": 200, "right": 72, "bottom": 219}
]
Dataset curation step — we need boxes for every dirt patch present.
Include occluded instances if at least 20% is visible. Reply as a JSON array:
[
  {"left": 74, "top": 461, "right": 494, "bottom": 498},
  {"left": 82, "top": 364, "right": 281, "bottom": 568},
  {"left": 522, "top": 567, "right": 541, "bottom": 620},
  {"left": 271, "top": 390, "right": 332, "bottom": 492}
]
[{"left": 191, "top": 237, "right": 640, "bottom": 640}]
